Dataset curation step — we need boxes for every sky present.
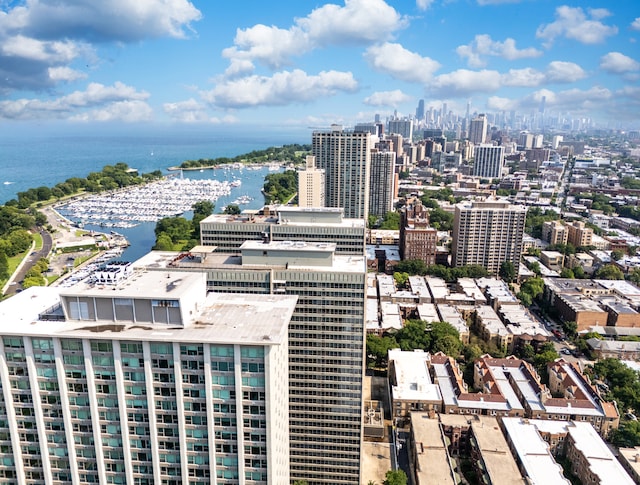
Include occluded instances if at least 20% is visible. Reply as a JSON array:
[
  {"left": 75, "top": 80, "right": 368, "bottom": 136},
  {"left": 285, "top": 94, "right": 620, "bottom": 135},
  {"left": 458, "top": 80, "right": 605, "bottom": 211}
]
[{"left": 1, "top": 0, "right": 639, "bottom": 132}]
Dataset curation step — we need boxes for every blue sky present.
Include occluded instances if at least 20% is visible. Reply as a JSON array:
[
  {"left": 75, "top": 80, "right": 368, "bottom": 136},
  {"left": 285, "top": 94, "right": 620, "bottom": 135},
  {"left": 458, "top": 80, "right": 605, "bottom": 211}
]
[{"left": 1, "top": 0, "right": 639, "bottom": 131}]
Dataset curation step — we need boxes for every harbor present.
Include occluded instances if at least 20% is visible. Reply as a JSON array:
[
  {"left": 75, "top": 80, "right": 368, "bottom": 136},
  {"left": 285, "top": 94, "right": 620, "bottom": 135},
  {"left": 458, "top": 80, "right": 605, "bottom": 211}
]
[{"left": 55, "top": 176, "right": 236, "bottom": 228}]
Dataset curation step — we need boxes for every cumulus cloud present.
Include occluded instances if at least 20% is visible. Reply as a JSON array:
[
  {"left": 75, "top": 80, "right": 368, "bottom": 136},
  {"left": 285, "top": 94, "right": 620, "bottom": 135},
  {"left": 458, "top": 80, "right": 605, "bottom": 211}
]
[
  {"left": 203, "top": 69, "right": 358, "bottom": 109},
  {"left": 545, "top": 61, "right": 587, "bottom": 83},
  {"left": 429, "top": 69, "right": 502, "bottom": 97},
  {"left": 456, "top": 34, "right": 542, "bottom": 68},
  {"left": 427, "top": 61, "right": 584, "bottom": 97},
  {"left": 4, "top": 0, "right": 202, "bottom": 42},
  {"left": 0, "top": 81, "right": 151, "bottom": 120},
  {"left": 0, "top": 0, "right": 202, "bottom": 95},
  {"left": 163, "top": 98, "right": 237, "bottom": 123},
  {"left": 364, "top": 43, "right": 440, "bottom": 83},
  {"left": 536, "top": 6, "right": 618, "bottom": 46},
  {"left": 632, "top": 18, "right": 640, "bottom": 31},
  {"left": 487, "top": 86, "right": 613, "bottom": 115},
  {"left": 600, "top": 52, "right": 640, "bottom": 73},
  {"left": 68, "top": 100, "right": 153, "bottom": 122},
  {"left": 48, "top": 66, "right": 87, "bottom": 82},
  {"left": 363, "top": 89, "right": 411, "bottom": 107},
  {"left": 222, "top": 0, "right": 406, "bottom": 71}
]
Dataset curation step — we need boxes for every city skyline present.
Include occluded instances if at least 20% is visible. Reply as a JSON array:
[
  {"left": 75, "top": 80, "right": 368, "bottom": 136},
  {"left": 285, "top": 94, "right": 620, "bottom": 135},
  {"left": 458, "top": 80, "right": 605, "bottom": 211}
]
[{"left": 0, "top": 0, "right": 639, "bottom": 133}]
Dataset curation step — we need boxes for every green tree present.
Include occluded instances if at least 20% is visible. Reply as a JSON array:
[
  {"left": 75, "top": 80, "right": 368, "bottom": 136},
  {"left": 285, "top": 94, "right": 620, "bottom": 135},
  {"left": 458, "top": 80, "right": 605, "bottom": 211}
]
[
  {"left": 223, "top": 204, "right": 241, "bottom": 215},
  {"left": 192, "top": 200, "right": 214, "bottom": 218},
  {"left": 0, "top": 251, "right": 8, "bottom": 280},
  {"left": 154, "top": 217, "right": 192, "bottom": 244},
  {"left": 629, "top": 268, "right": 640, "bottom": 286},
  {"left": 562, "top": 320, "right": 578, "bottom": 339},
  {"left": 383, "top": 469, "right": 407, "bottom": 485},
  {"left": 366, "top": 334, "right": 399, "bottom": 368},
  {"left": 393, "top": 272, "right": 409, "bottom": 289},
  {"left": 395, "top": 259, "right": 428, "bottom": 275},
  {"left": 611, "top": 249, "right": 625, "bottom": 261},
  {"left": 499, "top": 261, "right": 516, "bottom": 283},
  {"left": 610, "top": 420, "right": 640, "bottom": 447},
  {"left": 394, "top": 320, "right": 430, "bottom": 351},
  {"left": 560, "top": 268, "right": 575, "bottom": 279},
  {"left": 380, "top": 211, "right": 400, "bottom": 230},
  {"left": 594, "top": 264, "right": 624, "bottom": 280},
  {"left": 432, "top": 334, "right": 462, "bottom": 357},
  {"left": 154, "top": 233, "right": 176, "bottom": 251}
]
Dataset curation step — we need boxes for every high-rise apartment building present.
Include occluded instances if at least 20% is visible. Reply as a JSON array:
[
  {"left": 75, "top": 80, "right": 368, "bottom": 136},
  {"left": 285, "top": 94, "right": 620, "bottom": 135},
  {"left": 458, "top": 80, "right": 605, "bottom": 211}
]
[
  {"left": 469, "top": 114, "right": 487, "bottom": 145},
  {"left": 399, "top": 201, "right": 438, "bottom": 265},
  {"left": 137, "top": 240, "right": 368, "bottom": 485},
  {"left": 200, "top": 205, "right": 365, "bottom": 255},
  {"left": 312, "top": 126, "right": 371, "bottom": 220},
  {"left": 0, "top": 271, "right": 296, "bottom": 485},
  {"left": 452, "top": 199, "right": 527, "bottom": 274},
  {"left": 472, "top": 145, "right": 505, "bottom": 179},
  {"left": 368, "top": 150, "right": 396, "bottom": 217},
  {"left": 388, "top": 118, "right": 413, "bottom": 141},
  {"left": 298, "top": 155, "right": 325, "bottom": 208}
]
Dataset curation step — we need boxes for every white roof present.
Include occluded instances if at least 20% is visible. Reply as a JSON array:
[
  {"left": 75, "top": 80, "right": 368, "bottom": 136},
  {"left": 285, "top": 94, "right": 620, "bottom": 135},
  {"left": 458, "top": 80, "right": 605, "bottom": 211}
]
[{"left": 389, "top": 350, "right": 441, "bottom": 402}]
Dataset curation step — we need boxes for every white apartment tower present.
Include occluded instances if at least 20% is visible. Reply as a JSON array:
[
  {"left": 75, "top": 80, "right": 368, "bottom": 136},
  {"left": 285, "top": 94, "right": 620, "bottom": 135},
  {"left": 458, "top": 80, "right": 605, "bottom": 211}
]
[
  {"left": 298, "top": 155, "right": 325, "bottom": 208},
  {"left": 0, "top": 270, "right": 296, "bottom": 485},
  {"left": 138, "top": 240, "right": 368, "bottom": 485},
  {"left": 473, "top": 144, "right": 505, "bottom": 179},
  {"left": 312, "top": 126, "right": 372, "bottom": 220},
  {"left": 469, "top": 114, "right": 488, "bottom": 145},
  {"left": 368, "top": 150, "right": 396, "bottom": 217},
  {"left": 452, "top": 198, "right": 527, "bottom": 274}
]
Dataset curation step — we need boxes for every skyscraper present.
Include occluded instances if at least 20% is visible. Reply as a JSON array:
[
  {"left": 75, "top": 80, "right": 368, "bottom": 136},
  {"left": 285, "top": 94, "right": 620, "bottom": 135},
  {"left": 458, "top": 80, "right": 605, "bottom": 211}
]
[
  {"left": 139, "top": 239, "right": 368, "bottom": 484},
  {"left": 312, "top": 125, "right": 371, "bottom": 220},
  {"left": 469, "top": 114, "right": 488, "bottom": 145},
  {"left": 387, "top": 118, "right": 413, "bottom": 141},
  {"left": 415, "top": 99, "right": 425, "bottom": 121},
  {"left": 451, "top": 198, "right": 527, "bottom": 274},
  {"left": 399, "top": 201, "right": 438, "bottom": 265},
  {"left": 297, "top": 155, "right": 325, "bottom": 208},
  {"left": 0, "top": 272, "right": 296, "bottom": 485},
  {"left": 368, "top": 150, "right": 396, "bottom": 217},
  {"left": 472, "top": 144, "right": 505, "bottom": 179}
]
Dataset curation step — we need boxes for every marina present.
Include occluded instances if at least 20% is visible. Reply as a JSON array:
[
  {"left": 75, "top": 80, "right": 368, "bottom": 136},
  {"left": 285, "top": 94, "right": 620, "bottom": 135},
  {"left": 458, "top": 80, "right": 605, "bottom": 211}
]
[{"left": 55, "top": 177, "right": 234, "bottom": 228}]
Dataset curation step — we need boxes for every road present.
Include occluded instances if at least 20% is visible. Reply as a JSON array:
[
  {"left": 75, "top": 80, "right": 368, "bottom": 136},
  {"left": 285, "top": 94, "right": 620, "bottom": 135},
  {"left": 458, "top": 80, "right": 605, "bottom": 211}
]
[{"left": 4, "top": 230, "right": 52, "bottom": 296}]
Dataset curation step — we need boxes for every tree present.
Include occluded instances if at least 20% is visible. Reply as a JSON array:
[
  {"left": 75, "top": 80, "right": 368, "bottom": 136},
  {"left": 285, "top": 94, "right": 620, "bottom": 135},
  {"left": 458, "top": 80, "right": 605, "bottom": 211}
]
[
  {"left": 393, "top": 272, "right": 409, "bottom": 289},
  {"left": 154, "top": 217, "right": 192, "bottom": 244},
  {"left": 629, "top": 267, "right": 640, "bottom": 286},
  {"left": 154, "top": 233, "right": 175, "bottom": 251},
  {"left": 594, "top": 264, "right": 624, "bottom": 280},
  {"left": 611, "top": 249, "right": 625, "bottom": 261},
  {"left": 395, "top": 259, "right": 428, "bottom": 275},
  {"left": 562, "top": 320, "right": 578, "bottom": 339},
  {"left": 432, "top": 334, "right": 462, "bottom": 357},
  {"left": 366, "top": 334, "right": 398, "bottom": 368},
  {"left": 192, "top": 200, "right": 214, "bottom": 218},
  {"left": 0, "top": 251, "right": 8, "bottom": 280},
  {"left": 499, "top": 261, "right": 516, "bottom": 283},
  {"left": 223, "top": 204, "right": 241, "bottom": 215},
  {"left": 380, "top": 211, "right": 400, "bottom": 230},
  {"left": 383, "top": 469, "right": 407, "bottom": 485},
  {"left": 394, "top": 320, "right": 430, "bottom": 351},
  {"left": 560, "top": 268, "right": 575, "bottom": 279}
]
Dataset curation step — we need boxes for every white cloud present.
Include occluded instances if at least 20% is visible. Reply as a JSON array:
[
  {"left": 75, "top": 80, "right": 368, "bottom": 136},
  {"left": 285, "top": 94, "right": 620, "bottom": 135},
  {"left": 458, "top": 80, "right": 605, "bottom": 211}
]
[
  {"left": 68, "top": 100, "right": 153, "bottom": 122},
  {"left": 4, "top": 0, "right": 202, "bottom": 42},
  {"left": 632, "top": 18, "right": 640, "bottom": 31},
  {"left": 600, "top": 52, "right": 640, "bottom": 73},
  {"left": 0, "top": 82, "right": 151, "bottom": 120},
  {"left": 456, "top": 34, "right": 542, "bottom": 68},
  {"left": 536, "top": 6, "right": 618, "bottom": 46},
  {"left": 222, "top": 0, "right": 406, "bottom": 70},
  {"left": 429, "top": 69, "right": 502, "bottom": 97},
  {"left": 364, "top": 43, "right": 440, "bottom": 83},
  {"left": 363, "top": 89, "right": 411, "bottom": 107},
  {"left": 416, "top": 0, "right": 435, "bottom": 11},
  {"left": 545, "top": 61, "right": 586, "bottom": 83},
  {"left": 486, "top": 96, "right": 519, "bottom": 111},
  {"left": 203, "top": 69, "right": 358, "bottom": 109},
  {"left": 223, "top": 59, "right": 256, "bottom": 79},
  {"left": 163, "top": 98, "right": 237, "bottom": 123},
  {"left": 48, "top": 66, "right": 87, "bottom": 82},
  {"left": 222, "top": 25, "right": 308, "bottom": 70},
  {"left": 502, "top": 68, "right": 546, "bottom": 87}
]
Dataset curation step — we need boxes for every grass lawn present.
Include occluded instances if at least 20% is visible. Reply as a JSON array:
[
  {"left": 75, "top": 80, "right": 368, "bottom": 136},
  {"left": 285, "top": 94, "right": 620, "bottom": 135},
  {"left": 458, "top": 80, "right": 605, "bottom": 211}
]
[{"left": 33, "top": 232, "right": 43, "bottom": 250}]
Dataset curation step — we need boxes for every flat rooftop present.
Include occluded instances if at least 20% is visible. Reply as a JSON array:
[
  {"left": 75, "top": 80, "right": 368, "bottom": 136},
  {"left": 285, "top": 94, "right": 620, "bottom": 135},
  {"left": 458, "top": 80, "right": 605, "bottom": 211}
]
[
  {"left": 0, "top": 288, "right": 296, "bottom": 346},
  {"left": 389, "top": 349, "right": 441, "bottom": 402},
  {"left": 132, "top": 249, "right": 366, "bottom": 274},
  {"left": 471, "top": 417, "right": 526, "bottom": 485},
  {"left": 410, "top": 413, "right": 457, "bottom": 485}
]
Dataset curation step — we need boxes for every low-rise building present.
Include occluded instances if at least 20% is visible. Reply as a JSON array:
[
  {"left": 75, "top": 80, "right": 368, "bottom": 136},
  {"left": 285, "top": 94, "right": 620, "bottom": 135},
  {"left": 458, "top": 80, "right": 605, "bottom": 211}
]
[{"left": 408, "top": 413, "right": 458, "bottom": 485}]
